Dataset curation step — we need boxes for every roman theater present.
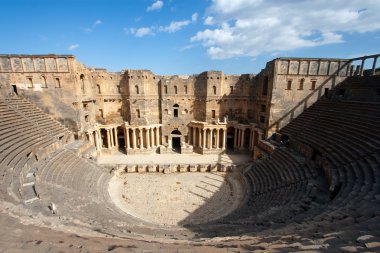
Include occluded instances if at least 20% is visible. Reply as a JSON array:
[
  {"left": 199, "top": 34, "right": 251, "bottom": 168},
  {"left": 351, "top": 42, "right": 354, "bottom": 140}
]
[{"left": 0, "top": 53, "right": 379, "bottom": 252}]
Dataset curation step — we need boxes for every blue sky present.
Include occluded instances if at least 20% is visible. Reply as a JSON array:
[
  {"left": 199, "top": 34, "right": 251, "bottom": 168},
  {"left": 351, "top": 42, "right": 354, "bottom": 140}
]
[{"left": 1, "top": 0, "right": 380, "bottom": 75}]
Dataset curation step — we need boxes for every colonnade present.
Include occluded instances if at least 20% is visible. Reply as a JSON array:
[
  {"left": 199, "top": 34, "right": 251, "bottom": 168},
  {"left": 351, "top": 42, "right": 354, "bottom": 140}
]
[
  {"left": 232, "top": 124, "right": 262, "bottom": 151},
  {"left": 87, "top": 125, "right": 119, "bottom": 150},
  {"left": 124, "top": 124, "right": 162, "bottom": 150},
  {"left": 189, "top": 124, "right": 227, "bottom": 150},
  {"left": 233, "top": 127, "right": 246, "bottom": 150},
  {"left": 86, "top": 122, "right": 263, "bottom": 154}
]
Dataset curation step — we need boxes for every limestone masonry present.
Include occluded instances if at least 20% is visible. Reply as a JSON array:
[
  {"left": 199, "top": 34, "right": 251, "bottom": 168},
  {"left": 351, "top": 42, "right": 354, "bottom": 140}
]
[{"left": 2, "top": 54, "right": 374, "bottom": 159}]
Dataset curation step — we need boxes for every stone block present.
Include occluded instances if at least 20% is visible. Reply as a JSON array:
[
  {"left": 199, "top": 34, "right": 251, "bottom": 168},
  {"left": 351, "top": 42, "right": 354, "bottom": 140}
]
[
  {"left": 189, "top": 165, "right": 198, "bottom": 172},
  {"left": 137, "top": 165, "right": 146, "bottom": 173},
  {"left": 126, "top": 165, "right": 136, "bottom": 173},
  {"left": 179, "top": 165, "right": 188, "bottom": 172}
]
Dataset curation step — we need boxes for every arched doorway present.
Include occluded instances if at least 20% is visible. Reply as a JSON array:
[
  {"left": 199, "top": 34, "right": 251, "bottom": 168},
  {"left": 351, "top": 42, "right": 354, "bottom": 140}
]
[{"left": 171, "top": 129, "right": 181, "bottom": 153}]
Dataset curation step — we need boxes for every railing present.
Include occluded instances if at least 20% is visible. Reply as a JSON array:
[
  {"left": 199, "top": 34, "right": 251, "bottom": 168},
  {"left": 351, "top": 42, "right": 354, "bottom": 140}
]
[{"left": 347, "top": 54, "right": 380, "bottom": 76}]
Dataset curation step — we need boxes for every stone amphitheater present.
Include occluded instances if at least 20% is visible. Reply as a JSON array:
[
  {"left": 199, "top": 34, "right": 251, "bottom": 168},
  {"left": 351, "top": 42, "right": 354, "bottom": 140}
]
[{"left": 0, "top": 53, "right": 379, "bottom": 252}]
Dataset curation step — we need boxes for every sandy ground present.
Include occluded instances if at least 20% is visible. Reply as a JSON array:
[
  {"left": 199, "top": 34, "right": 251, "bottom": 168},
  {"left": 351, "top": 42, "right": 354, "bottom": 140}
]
[{"left": 108, "top": 172, "right": 244, "bottom": 226}]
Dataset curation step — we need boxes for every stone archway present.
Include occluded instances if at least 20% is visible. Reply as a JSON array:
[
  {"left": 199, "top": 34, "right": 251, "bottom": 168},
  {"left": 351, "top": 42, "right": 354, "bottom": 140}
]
[{"left": 171, "top": 129, "right": 181, "bottom": 153}]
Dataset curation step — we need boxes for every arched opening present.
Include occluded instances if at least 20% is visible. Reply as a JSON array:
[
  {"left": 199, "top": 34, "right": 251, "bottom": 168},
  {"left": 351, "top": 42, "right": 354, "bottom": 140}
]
[
  {"left": 174, "top": 85, "right": 178, "bottom": 94},
  {"left": 97, "top": 84, "right": 101, "bottom": 94},
  {"left": 117, "top": 127, "right": 125, "bottom": 152},
  {"left": 226, "top": 127, "right": 235, "bottom": 151},
  {"left": 213, "top": 85, "right": 216, "bottom": 95},
  {"left": 173, "top": 104, "right": 179, "bottom": 118},
  {"left": 135, "top": 85, "right": 139, "bottom": 94},
  {"left": 80, "top": 74, "right": 85, "bottom": 93},
  {"left": 171, "top": 129, "right": 181, "bottom": 153}
]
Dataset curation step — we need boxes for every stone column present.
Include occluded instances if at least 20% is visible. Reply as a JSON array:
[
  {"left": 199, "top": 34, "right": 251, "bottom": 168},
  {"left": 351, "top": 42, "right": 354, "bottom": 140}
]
[
  {"left": 192, "top": 127, "right": 196, "bottom": 147},
  {"left": 198, "top": 128, "right": 201, "bottom": 148},
  {"left": 222, "top": 129, "right": 226, "bottom": 149},
  {"left": 150, "top": 128, "right": 154, "bottom": 147},
  {"left": 125, "top": 128, "right": 130, "bottom": 149},
  {"left": 132, "top": 128, "right": 137, "bottom": 149},
  {"left": 155, "top": 127, "right": 160, "bottom": 146},
  {"left": 152, "top": 127, "right": 156, "bottom": 146},
  {"left": 240, "top": 128, "right": 245, "bottom": 149},
  {"left": 147, "top": 127, "right": 151, "bottom": 149},
  {"left": 114, "top": 127, "right": 119, "bottom": 148},
  {"left": 149, "top": 128, "right": 153, "bottom": 147},
  {"left": 94, "top": 131, "right": 100, "bottom": 150},
  {"left": 106, "top": 129, "right": 111, "bottom": 149},
  {"left": 203, "top": 129, "right": 206, "bottom": 149},
  {"left": 216, "top": 129, "right": 220, "bottom": 149},
  {"left": 98, "top": 130, "right": 103, "bottom": 149},
  {"left": 209, "top": 129, "right": 214, "bottom": 149},
  {"left": 139, "top": 128, "right": 143, "bottom": 149}
]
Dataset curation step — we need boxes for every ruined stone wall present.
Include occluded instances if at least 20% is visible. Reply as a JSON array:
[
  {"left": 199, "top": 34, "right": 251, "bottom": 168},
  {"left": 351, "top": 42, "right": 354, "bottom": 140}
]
[
  {"left": 125, "top": 70, "right": 160, "bottom": 126},
  {"left": 252, "top": 61, "right": 275, "bottom": 130},
  {"left": 91, "top": 70, "right": 123, "bottom": 124},
  {"left": 1, "top": 53, "right": 354, "bottom": 145},
  {"left": 0, "top": 55, "right": 98, "bottom": 134},
  {"left": 265, "top": 58, "right": 349, "bottom": 136}
]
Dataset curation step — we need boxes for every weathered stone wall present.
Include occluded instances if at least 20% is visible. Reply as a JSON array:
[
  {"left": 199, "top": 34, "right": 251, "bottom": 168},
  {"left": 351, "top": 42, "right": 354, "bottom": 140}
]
[
  {"left": 0, "top": 55, "right": 96, "bottom": 134},
  {"left": 91, "top": 70, "right": 123, "bottom": 124},
  {"left": 1, "top": 53, "right": 355, "bottom": 146},
  {"left": 265, "top": 58, "right": 349, "bottom": 136},
  {"left": 125, "top": 70, "right": 161, "bottom": 126}
]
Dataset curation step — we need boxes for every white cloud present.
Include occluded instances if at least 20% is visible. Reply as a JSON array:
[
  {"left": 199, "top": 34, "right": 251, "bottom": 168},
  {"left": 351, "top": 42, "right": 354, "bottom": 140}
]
[
  {"left": 204, "top": 16, "right": 214, "bottom": 25},
  {"left": 191, "top": 13, "right": 198, "bottom": 22},
  {"left": 68, "top": 44, "right": 79, "bottom": 50},
  {"left": 159, "top": 13, "right": 198, "bottom": 33},
  {"left": 147, "top": 0, "right": 163, "bottom": 12},
  {"left": 192, "top": 0, "right": 380, "bottom": 59},
  {"left": 129, "top": 13, "right": 198, "bottom": 37},
  {"left": 129, "top": 27, "right": 155, "bottom": 37},
  {"left": 159, "top": 20, "right": 191, "bottom": 33}
]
